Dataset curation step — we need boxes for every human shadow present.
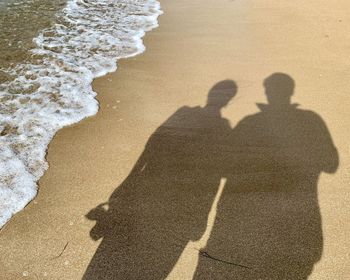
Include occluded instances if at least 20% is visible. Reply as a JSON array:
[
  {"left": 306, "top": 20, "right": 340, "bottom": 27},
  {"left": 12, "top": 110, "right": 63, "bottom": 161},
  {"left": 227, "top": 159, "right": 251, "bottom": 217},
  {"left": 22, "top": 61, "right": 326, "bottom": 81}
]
[
  {"left": 83, "top": 80, "right": 237, "bottom": 279},
  {"left": 193, "top": 73, "right": 339, "bottom": 279}
]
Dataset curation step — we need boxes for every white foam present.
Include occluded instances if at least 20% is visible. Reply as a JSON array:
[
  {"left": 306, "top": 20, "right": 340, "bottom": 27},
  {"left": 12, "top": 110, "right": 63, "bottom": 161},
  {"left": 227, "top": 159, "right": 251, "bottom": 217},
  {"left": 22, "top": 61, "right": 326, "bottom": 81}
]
[{"left": 0, "top": 0, "right": 162, "bottom": 227}]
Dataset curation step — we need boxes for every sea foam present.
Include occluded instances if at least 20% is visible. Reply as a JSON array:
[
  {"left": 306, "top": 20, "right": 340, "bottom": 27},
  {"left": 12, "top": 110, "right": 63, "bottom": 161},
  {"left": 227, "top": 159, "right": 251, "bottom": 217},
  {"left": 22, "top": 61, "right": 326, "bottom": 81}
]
[{"left": 0, "top": 0, "right": 162, "bottom": 227}]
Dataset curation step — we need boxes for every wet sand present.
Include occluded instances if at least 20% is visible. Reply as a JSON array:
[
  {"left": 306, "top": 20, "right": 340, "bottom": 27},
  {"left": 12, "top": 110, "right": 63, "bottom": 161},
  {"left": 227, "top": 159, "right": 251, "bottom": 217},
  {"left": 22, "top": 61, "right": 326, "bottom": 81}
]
[{"left": 1, "top": 0, "right": 350, "bottom": 279}]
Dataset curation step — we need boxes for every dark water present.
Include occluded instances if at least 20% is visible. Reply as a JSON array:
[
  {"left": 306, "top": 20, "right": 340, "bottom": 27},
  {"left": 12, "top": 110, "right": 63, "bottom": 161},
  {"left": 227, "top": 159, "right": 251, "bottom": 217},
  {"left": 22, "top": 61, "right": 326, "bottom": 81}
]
[{"left": 0, "top": 0, "right": 66, "bottom": 76}]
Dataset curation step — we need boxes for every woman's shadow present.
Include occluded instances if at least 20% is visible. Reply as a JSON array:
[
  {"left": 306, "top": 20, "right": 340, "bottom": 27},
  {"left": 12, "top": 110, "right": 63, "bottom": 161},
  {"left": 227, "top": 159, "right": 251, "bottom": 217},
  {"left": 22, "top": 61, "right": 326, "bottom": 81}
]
[
  {"left": 194, "top": 73, "right": 339, "bottom": 280},
  {"left": 83, "top": 80, "right": 237, "bottom": 280}
]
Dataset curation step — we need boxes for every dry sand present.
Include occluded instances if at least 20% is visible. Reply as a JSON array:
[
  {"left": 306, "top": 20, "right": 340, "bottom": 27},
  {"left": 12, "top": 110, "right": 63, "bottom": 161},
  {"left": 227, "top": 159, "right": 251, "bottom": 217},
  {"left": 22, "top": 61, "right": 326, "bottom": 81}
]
[{"left": 1, "top": 0, "right": 350, "bottom": 279}]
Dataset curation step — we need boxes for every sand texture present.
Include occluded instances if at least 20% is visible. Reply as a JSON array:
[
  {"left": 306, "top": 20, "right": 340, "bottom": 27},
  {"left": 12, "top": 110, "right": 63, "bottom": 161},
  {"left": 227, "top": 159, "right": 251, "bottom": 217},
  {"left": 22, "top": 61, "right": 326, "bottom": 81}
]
[{"left": 1, "top": 0, "right": 350, "bottom": 279}]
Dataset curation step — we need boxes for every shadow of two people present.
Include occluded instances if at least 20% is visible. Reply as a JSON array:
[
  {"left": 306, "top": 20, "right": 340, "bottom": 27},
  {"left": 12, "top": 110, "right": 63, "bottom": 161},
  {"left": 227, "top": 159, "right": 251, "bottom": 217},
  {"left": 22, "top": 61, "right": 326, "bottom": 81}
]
[{"left": 84, "top": 73, "right": 338, "bottom": 280}]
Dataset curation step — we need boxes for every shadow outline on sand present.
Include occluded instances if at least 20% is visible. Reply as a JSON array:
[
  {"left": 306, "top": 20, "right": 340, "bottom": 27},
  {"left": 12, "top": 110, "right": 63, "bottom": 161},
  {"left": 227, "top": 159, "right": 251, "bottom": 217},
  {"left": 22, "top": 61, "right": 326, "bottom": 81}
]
[{"left": 84, "top": 73, "right": 338, "bottom": 280}]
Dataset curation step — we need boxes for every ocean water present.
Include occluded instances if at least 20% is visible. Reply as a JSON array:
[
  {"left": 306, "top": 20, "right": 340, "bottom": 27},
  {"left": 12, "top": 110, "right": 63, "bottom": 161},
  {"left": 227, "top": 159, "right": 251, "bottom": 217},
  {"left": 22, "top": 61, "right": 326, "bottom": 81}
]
[{"left": 0, "top": 0, "right": 162, "bottom": 228}]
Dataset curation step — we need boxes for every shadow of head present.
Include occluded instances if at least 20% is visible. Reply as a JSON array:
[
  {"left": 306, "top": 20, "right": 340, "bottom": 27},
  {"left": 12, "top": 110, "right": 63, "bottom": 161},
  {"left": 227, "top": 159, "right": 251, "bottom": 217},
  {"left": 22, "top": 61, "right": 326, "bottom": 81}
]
[
  {"left": 263, "top": 73, "right": 295, "bottom": 106},
  {"left": 206, "top": 80, "right": 237, "bottom": 108}
]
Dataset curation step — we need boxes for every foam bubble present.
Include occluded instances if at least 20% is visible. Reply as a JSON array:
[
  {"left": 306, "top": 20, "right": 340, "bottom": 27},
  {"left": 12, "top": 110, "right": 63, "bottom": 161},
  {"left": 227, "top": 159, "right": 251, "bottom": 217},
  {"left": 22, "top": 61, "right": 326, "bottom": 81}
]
[{"left": 0, "top": 0, "right": 162, "bottom": 228}]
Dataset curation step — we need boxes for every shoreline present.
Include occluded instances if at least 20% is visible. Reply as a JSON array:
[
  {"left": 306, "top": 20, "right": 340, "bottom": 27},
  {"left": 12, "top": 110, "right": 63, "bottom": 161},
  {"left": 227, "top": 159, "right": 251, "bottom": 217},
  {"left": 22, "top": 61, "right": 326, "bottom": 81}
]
[
  {"left": 1, "top": 0, "right": 350, "bottom": 279},
  {"left": 0, "top": 0, "right": 162, "bottom": 228}
]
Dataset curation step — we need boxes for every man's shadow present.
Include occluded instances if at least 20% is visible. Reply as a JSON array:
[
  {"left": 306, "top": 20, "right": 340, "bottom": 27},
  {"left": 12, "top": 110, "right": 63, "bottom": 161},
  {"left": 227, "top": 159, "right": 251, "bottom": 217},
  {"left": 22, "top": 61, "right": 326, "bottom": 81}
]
[
  {"left": 83, "top": 80, "right": 237, "bottom": 279},
  {"left": 194, "top": 73, "right": 339, "bottom": 280}
]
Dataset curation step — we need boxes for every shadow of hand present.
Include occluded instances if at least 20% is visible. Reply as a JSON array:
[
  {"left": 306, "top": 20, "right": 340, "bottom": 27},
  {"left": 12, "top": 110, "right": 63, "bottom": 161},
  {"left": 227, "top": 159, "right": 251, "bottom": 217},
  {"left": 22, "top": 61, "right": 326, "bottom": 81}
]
[{"left": 86, "top": 203, "right": 110, "bottom": 241}]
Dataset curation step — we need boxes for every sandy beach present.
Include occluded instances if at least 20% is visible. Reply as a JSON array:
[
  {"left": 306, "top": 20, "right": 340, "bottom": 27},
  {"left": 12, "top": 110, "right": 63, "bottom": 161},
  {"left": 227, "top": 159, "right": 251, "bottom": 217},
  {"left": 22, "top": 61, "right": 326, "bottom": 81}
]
[{"left": 1, "top": 0, "right": 350, "bottom": 279}]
